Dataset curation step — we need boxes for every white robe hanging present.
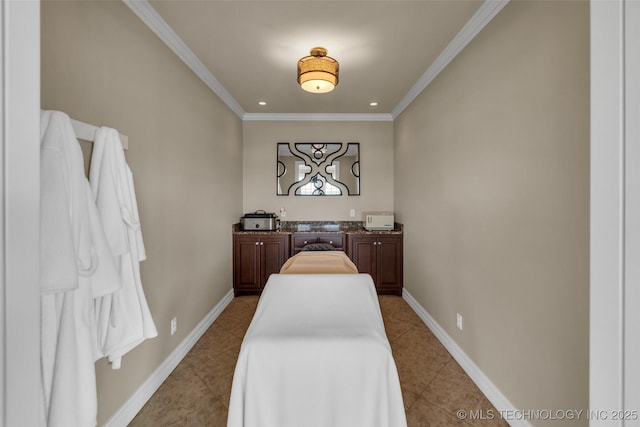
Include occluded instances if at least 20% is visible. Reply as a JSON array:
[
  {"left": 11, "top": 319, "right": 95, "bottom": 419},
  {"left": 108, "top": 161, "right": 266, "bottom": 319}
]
[
  {"left": 90, "top": 127, "right": 157, "bottom": 369},
  {"left": 40, "top": 110, "right": 122, "bottom": 427},
  {"left": 40, "top": 111, "right": 85, "bottom": 294}
]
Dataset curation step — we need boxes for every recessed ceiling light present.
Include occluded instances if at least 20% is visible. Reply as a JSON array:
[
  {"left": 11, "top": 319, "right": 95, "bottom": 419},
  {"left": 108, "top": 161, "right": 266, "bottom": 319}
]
[
  {"left": 369, "top": 102, "right": 379, "bottom": 107},
  {"left": 258, "top": 101, "right": 267, "bottom": 106}
]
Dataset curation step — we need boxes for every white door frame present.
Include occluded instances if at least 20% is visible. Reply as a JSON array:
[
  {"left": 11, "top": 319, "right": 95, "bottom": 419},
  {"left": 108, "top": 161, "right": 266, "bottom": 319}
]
[
  {"left": 1, "top": 0, "right": 41, "bottom": 426},
  {"left": 623, "top": 0, "right": 640, "bottom": 414},
  {"left": 590, "top": 0, "right": 640, "bottom": 424}
]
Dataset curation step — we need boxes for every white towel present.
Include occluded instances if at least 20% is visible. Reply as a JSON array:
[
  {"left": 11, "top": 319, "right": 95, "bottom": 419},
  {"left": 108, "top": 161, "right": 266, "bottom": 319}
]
[{"left": 90, "top": 127, "right": 157, "bottom": 368}]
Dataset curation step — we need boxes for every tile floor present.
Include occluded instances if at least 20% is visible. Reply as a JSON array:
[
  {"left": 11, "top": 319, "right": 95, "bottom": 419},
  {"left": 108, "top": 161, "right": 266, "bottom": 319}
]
[{"left": 129, "top": 295, "right": 508, "bottom": 426}]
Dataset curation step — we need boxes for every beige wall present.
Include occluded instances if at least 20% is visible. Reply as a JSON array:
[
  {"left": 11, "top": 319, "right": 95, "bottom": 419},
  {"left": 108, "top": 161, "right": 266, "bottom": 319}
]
[
  {"left": 243, "top": 120, "right": 393, "bottom": 221},
  {"left": 41, "top": 1, "right": 243, "bottom": 424},
  {"left": 394, "top": 1, "right": 589, "bottom": 423}
]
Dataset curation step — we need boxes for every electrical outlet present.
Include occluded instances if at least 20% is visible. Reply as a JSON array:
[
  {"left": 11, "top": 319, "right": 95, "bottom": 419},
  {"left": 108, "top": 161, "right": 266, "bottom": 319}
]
[
  {"left": 280, "top": 207, "right": 286, "bottom": 218},
  {"left": 349, "top": 209, "right": 356, "bottom": 218},
  {"left": 456, "top": 313, "right": 463, "bottom": 331},
  {"left": 171, "top": 317, "right": 177, "bottom": 335}
]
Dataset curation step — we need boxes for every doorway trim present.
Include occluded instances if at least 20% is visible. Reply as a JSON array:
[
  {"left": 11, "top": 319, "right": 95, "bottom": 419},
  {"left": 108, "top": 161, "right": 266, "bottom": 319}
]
[
  {"left": 590, "top": 0, "right": 640, "bottom": 421},
  {"left": 1, "top": 0, "right": 41, "bottom": 425}
]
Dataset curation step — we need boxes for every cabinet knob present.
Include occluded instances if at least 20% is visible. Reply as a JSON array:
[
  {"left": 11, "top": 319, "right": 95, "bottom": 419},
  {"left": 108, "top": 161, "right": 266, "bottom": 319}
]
[
  {"left": 329, "top": 241, "right": 333, "bottom": 244},
  {"left": 304, "top": 240, "right": 308, "bottom": 244},
  {"left": 255, "top": 242, "right": 259, "bottom": 246},
  {"left": 260, "top": 242, "right": 264, "bottom": 246}
]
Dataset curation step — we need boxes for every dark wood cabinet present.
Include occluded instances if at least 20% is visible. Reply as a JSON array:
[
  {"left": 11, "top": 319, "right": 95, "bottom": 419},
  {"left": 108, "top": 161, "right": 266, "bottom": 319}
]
[
  {"left": 347, "top": 234, "right": 403, "bottom": 295},
  {"left": 233, "top": 226, "right": 403, "bottom": 296},
  {"left": 233, "top": 234, "right": 289, "bottom": 296},
  {"left": 291, "top": 233, "right": 345, "bottom": 254}
]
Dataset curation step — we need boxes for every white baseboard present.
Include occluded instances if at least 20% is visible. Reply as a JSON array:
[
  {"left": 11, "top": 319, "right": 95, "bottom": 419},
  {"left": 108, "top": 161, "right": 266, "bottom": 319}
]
[
  {"left": 104, "top": 288, "right": 526, "bottom": 426},
  {"left": 402, "top": 289, "right": 531, "bottom": 427},
  {"left": 103, "top": 289, "right": 235, "bottom": 427}
]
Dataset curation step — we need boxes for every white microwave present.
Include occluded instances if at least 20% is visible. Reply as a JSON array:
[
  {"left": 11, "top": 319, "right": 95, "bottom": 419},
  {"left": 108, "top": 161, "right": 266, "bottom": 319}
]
[{"left": 363, "top": 212, "right": 395, "bottom": 231}]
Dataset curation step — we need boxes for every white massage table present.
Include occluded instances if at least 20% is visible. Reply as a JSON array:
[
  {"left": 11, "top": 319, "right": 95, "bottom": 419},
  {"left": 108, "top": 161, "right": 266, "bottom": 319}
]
[{"left": 226, "top": 273, "right": 407, "bottom": 427}]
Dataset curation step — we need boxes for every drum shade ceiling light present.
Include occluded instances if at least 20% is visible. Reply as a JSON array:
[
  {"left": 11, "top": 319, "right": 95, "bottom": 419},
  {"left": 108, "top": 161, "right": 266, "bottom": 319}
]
[{"left": 297, "top": 47, "right": 339, "bottom": 93}]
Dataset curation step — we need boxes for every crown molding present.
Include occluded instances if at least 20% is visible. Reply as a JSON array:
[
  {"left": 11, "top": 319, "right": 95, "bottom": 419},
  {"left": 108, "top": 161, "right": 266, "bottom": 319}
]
[
  {"left": 125, "top": 0, "right": 507, "bottom": 123},
  {"left": 123, "top": 0, "right": 246, "bottom": 118},
  {"left": 391, "top": 0, "right": 510, "bottom": 119},
  {"left": 242, "top": 113, "right": 393, "bottom": 122}
]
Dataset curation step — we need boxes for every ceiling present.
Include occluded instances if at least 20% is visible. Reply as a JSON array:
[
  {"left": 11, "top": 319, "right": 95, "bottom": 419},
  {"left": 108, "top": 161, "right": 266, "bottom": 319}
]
[{"left": 127, "top": 0, "right": 504, "bottom": 120}]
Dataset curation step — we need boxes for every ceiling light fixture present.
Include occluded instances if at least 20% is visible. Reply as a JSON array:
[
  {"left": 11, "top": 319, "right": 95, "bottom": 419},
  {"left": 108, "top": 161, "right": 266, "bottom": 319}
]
[{"left": 297, "top": 47, "right": 339, "bottom": 93}]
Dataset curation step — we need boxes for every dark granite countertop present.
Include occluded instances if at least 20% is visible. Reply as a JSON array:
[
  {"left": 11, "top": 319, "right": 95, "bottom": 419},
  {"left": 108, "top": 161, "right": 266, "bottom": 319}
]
[{"left": 232, "top": 221, "right": 403, "bottom": 234}]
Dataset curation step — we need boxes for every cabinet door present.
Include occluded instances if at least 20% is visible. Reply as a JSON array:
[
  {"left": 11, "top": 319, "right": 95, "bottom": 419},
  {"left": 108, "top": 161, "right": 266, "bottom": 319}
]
[
  {"left": 376, "top": 236, "right": 403, "bottom": 295},
  {"left": 348, "top": 234, "right": 403, "bottom": 295},
  {"left": 347, "top": 235, "right": 378, "bottom": 279},
  {"left": 233, "top": 236, "right": 261, "bottom": 292},
  {"left": 233, "top": 234, "right": 289, "bottom": 295},
  {"left": 260, "top": 235, "right": 289, "bottom": 287}
]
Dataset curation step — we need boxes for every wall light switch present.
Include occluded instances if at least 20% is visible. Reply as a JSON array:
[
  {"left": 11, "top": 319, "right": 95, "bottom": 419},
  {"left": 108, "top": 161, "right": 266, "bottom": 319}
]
[{"left": 349, "top": 209, "right": 356, "bottom": 218}]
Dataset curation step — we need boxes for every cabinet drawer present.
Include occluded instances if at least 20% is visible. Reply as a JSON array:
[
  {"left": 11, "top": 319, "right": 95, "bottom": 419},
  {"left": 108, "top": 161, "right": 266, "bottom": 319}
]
[
  {"left": 292, "top": 235, "right": 319, "bottom": 249},
  {"left": 291, "top": 233, "right": 345, "bottom": 254},
  {"left": 318, "top": 235, "right": 344, "bottom": 249}
]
